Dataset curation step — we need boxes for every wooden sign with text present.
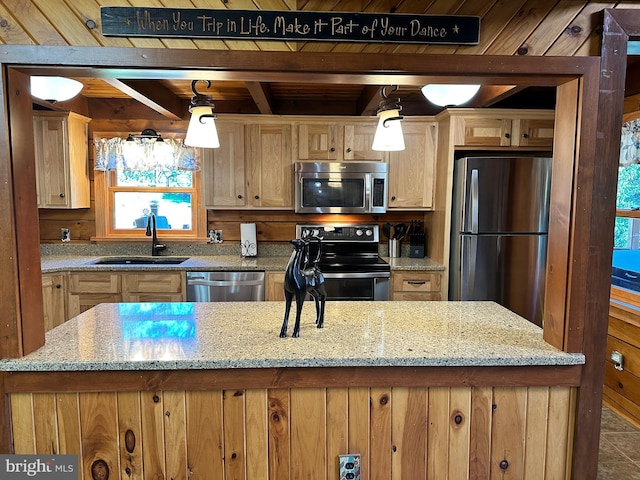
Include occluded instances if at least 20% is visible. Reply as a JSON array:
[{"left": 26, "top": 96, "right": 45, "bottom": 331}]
[{"left": 100, "top": 7, "right": 480, "bottom": 45}]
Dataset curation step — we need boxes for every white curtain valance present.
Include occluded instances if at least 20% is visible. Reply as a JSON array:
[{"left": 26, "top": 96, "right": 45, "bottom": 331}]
[
  {"left": 620, "top": 119, "right": 640, "bottom": 166},
  {"left": 94, "top": 137, "right": 199, "bottom": 171}
]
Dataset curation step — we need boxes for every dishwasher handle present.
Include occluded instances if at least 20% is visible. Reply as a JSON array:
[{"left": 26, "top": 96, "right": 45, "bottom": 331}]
[{"left": 187, "top": 278, "right": 265, "bottom": 287}]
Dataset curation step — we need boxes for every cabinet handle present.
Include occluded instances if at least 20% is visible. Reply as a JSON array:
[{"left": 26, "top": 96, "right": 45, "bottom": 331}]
[
  {"left": 237, "top": 194, "right": 243, "bottom": 199},
  {"left": 522, "top": 132, "right": 529, "bottom": 138},
  {"left": 504, "top": 133, "right": 511, "bottom": 139},
  {"left": 408, "top": 281, "right": 426, "bottom": 285},
  {"left": 330, "top": 147, "right": 336, "bottom": 152},
  {"left": 59, "top": 193, "right": 65, "bottom": 198},
  {"left": 391, "top": 195, "right": 396, "bottom": 201},
  {"left": 254, "top": 195, "right": 259, "bottom": 200},
  {"left": 55, "top": 284, "right": 62, "bottom": 289},
  {"left": 346, "top": 147, "right": 352, "bottom": 153}
]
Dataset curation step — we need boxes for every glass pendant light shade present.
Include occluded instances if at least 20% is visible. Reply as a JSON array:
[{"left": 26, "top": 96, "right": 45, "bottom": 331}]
[
  {"left": 185, "top": 106, "right": 220, "bottom": 148},
  {"left": 421, "top": 84, "right": 481, "bottom": 107},
  {"left": 372, "top": 109, "right": 405, "bottom": 151},
  {"left": 30, "top": 76, "right": 83, "bottom": 102}
]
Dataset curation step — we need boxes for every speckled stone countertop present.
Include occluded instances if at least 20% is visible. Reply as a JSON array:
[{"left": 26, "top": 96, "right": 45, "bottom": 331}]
[{"left": 0, "top": 301, "right": 583, "bottom": 372}]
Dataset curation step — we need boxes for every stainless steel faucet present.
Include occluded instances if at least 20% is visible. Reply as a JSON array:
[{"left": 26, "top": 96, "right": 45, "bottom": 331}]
[{"left": 145, "top": 213, "right": 166, "bottom": 256}]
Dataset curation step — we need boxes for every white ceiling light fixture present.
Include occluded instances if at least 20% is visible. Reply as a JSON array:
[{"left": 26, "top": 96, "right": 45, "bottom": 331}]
[
  {"left": 30, "top": 76, "right": 83, "bottom": 103},
  {"left": 421, "top": 84, "right": 481, "bottom": 107},
  {"left": 185, "top": 80, "right": 220, "bottom": 149},
  {"left": 372, "top": 85, "right": 405, "bottom": 152}
]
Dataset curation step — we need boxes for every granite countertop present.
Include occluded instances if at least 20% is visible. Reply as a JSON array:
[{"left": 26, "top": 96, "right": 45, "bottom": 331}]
[
  {"left": 40, "top": 253, "right": 445, "bottom": 273},
  {"left": 0, "top": 301, "right": 584, "bottom": 372}
]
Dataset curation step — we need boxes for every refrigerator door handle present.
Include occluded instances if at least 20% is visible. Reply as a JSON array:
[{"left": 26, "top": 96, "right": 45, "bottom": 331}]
[
  {"left": 463, "top": 235, "right": 478, "bottom": 299},
  {"left": 470, "top": 169, "right": 479, "bottom": 234}
]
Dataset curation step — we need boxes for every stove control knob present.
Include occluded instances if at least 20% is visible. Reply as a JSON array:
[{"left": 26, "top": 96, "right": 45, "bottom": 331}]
[
  {"left": 312, "top": 229, "right": 320, "bottom": 237},
  {"left": 355, "top": 229, "right": 363, "bottom": 236},
  {"left": 365, "top": 229, "right": 373, "bottom": 237},
  {"left": 301, "top": 229, "right": 310, "bottom": 237}
]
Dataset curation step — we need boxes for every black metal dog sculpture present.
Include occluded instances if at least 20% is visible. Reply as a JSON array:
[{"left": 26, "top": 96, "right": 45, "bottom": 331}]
[{"left": 279, "top": 235, "right": 326, "bottom": 338}]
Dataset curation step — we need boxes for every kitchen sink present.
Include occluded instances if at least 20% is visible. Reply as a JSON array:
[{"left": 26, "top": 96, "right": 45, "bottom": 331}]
[{"left": 88, "top": 256, "right": 190, "bottom": 265}]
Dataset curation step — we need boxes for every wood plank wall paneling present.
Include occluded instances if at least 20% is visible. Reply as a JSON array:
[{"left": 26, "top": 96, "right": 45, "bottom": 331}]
[{"left": 10, "top": 385, "right": 577, "bottom": 480}]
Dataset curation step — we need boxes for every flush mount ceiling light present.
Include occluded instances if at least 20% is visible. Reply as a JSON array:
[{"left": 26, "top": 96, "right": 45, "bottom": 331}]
[
  {"left": 372, "top": 85, "right": 405, "bottom": 152},
  {"left": 30, "top": 76, "right": 83, "bottom": 103},
  {"left": 185, "top": 80, "right": 220, "bottom": 149},
  {"left": 421, "top": 84, "right": 481, "bottom": 107}
]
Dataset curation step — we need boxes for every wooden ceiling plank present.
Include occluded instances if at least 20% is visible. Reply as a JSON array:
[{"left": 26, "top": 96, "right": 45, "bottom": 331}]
[
  {"left": 245, "top": 81, "right": 274, "bottom": 114},
  {"left": 469, "top": 85, "right": 523, "bottom": 108},
  {"left": 65, "top": 0, "right": 134, "bottom": 48},
  {"left": 455, "top": 0, "right": 528, "bottom": 55},
  {"left": 545, "top": 2, "right": 616, "bottom": 57},
  {"left": 30, "top": 0, "right": 101, "bottom": 46},
  {"left": 102, "top": 78, "right": 184, "bottom": 120},
  {"left": 0, "top": 1, "right": 53, "bottom": 45},
  {"left": 483, "top": 0, "right": 559, "bottom": 55},
  {"left": 418, "top": 0, "right": 499, "bottom": 55},
  {"left": 517, "top": 0, "right": 588, "bottom": 56}
]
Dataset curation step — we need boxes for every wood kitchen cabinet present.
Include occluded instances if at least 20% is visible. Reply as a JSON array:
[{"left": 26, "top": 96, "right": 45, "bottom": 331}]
[
  {"left": 387, "top": 120, "right": 437, "bottom": 210},
  {"left": 265, "top": 271, "right": 285, "bottom": 301},
  {"left": 121, "top": 272, "right": 185, "bottom": 302},
  {"left": 67, "top": 271, "right": 185, "bottom": 317},
  {"left": 246, "top": 122, "right": 294, "bottom": 208},
  {"left": 446, "top": 109, "right": 554, "bottom": 149},
  {"left": 391, "top": 271, "right": 442, "bottom": 301},
  {"left": 298, "top": 119, "right": 383, "bottom": 161},
  {"left": 42, "top": 273, "right": 67, "bottom": 331},
  {"left": 201, "top": 122, "right": 246, "bottom": 208},
  {"left": 202, "top": 119, "right": 294, "bottom": 209},
  {"left": 603, "top": 290, "right": 640, "bottom": 426},
  {"left": 33, "top": 111, "right": 91, "bottom": 208}
]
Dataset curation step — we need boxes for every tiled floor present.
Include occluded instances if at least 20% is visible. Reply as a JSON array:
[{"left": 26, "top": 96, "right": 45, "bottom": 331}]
[{"left": 598, "top": 406, "right": 640, "bottom": 479}]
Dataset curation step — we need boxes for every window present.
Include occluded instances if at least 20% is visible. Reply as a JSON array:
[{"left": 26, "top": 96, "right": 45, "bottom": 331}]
[
  {"left": 612, "top": 163, "right": 640, "bottom": 294},
  {"left": 94, "top": 145, "right": 206, "bottom": 241}
]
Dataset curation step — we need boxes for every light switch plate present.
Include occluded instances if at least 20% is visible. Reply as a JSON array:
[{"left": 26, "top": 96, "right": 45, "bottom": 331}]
[{"left": 338, "top": 454, "right": 361, "bottom": 480}]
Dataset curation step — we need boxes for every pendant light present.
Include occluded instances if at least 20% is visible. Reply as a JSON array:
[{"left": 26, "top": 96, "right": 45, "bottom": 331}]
[
  {"left": 421, "top": 84, "right": 481, "bottom": 107},
  {"left": 185, "top": 80, "right": 220, "bottom": 148},
  {"left": 372, "top": 85, "right": 405, "bottom": 151},
  {"left": 30, "top": 76, "right": 83, "bottom": 103}
]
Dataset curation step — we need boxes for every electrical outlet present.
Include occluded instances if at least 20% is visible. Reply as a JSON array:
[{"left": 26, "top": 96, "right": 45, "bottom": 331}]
[
  {"left": 61, "top": 228, "right": 71, "bottom": 242},
  {"left": 208, "top": 229, "right": 223, "bottom": 243},
  {"left": 338, "top": 454, "right": 361, "bottom": 480}
]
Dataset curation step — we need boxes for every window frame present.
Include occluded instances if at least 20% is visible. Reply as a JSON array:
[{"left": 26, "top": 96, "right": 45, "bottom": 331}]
[{"left": 93, "top": 141, "right": 207, "bottom": 243}]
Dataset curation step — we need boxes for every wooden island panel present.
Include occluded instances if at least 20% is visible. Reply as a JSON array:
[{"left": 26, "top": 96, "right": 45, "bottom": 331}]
[{"left": 9, "top": 385, "right": 576, "bottom": 480}]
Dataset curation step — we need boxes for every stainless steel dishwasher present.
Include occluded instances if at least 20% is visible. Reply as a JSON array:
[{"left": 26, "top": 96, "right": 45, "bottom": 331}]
[{"left": 186, "top": 271, "right": 265, "bottom": 302}]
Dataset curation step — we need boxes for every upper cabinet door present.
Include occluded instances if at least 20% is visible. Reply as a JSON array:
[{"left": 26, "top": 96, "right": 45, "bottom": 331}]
[
  {"left": 201, "top": 122, "right": 247, "bottom": 208},
  {"left": 33, "top": 111, "right": 91, "bottom": 208},
  {"left": 298, "top": 123, "right": 341, "bottom": 160},
  {"left": 387, "top": 121, "right": 437, "bottom": 210},
  {"left": 343, "top": 122, "right": 385, "bottom": 161},
  {"left": 246, "top": 122, "right": 294, "bottom": 208}
]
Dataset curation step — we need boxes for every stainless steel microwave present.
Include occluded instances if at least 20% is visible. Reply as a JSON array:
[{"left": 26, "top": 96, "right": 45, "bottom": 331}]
[{"left": 294, "top": 161, "right": 388, "bottom": 214}]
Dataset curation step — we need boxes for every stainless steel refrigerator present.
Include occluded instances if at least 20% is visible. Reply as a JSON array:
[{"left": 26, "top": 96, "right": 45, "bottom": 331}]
[{"left": 449, "top": 155, "right": 552, "bottom": 326}]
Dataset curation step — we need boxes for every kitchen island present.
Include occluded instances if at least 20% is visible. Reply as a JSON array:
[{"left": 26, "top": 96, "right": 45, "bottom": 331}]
[{"left": 1, "top": 301, "right": 583, "bottom": 480}]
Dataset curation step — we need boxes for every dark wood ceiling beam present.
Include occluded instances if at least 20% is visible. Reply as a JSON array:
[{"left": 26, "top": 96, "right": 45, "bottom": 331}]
[
  {"left": 357, "top": 86, "right": 382, "bottom": 116},
  {"left": 101, "top": 79, "right": 184, "bottom": 120},
  {"left": 245, "top": 81, "right": 273, "bottom": 114},
  {"left": 468, "top": 85, "right": 522, "bottom": 107},
  {"left": 88, "top": 98, "right": 261, "bottom": 119}
]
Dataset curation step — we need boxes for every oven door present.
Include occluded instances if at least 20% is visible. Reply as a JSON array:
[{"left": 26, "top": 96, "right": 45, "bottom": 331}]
[
  {"left": 296, "top": 172, "right": 369, "bottom": 213},
  {"left": 321, "top": 272, "right": 390, "bottom": 301}
]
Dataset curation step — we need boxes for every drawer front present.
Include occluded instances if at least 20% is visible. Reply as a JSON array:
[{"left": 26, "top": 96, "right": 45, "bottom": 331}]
[
  {"left": 607, "top": 335, "right": 640, "bottom": 379},
  {"left": 69, "top": 273, "right": 120, "bottom": 293},
  {"left": 122, "top": 272, "right": 184, "bottom": 293},
  {"left": 393, "top": 272, "right": 441, "bottom": 293},
  {"left": 393, "top": 292, "right": 442, "bottom": 301},
  {"left": 609, "top": 313, "right": 640, "bottom": 346},
  {"left": 604, "top": 361, "right": 640, "bottom": 408}
]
